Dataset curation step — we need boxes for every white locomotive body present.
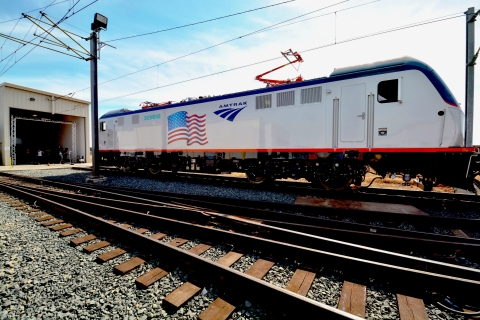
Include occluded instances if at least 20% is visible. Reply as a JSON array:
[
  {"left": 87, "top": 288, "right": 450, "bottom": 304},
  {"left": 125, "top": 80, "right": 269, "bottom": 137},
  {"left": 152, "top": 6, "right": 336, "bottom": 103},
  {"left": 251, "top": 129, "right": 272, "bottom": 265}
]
[{"left": 99, "top": 57, "right": 478, "bottom": 190}]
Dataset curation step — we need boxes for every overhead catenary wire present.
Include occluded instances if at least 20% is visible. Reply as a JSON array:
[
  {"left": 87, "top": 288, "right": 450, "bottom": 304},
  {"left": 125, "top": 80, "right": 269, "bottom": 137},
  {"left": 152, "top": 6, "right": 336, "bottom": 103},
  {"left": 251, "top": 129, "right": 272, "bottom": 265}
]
[
  {"left": 0, "top": 0, "right": 98, "bottom": 76},
  {"left": 0, "top": 0, "right": 61, "bottom": 74},
  {"left": 104, "top": 0, "right": 297, "bottom": 43},
  {"left": 0, "top": 0, "right": 92, "bottom": 76},
  {"left": 75, "top": 0, "right": 354, "bottom": 91},
  {"left": 99, "top": 12, "right": 465, "bottom": 104},
  {"left": 0, "top": 0, "right": 70, "bottom": 24},
  {"left": 1, "top": 0, "right": 64, "bottom": 65}
]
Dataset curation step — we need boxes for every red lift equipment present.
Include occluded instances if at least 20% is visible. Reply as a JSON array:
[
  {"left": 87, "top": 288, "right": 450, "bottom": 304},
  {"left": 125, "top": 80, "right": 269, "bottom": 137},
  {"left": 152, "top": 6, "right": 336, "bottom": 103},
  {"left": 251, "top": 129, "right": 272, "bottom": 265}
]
[{"left": 255, "top": 49, "right": 304, "bottom": 87}]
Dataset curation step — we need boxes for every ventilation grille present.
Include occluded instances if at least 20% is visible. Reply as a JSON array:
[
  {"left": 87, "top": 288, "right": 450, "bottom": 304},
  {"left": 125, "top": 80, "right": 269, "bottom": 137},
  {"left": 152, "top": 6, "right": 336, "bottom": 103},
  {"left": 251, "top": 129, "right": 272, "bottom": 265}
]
[
  {"left": 132, "top": 114, "right": 139, "bottom": 125},
  {"left": 301, "top": 86, "right": 322, "bottom": 104},
  {"left": 118, "top": 117, "right": 124, "bottom": 126},
  {"left": 256, "top": 94, "right": 272, "bottom": 110},
  {"left": 277, "top": 90, "right": 295, "bottom": 107}
]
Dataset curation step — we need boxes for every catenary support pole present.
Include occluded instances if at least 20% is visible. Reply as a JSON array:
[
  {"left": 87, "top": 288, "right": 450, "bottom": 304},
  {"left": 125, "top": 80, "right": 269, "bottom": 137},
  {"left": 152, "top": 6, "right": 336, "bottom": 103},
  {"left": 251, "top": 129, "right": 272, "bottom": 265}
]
[
  {"left": 465, "top": 7, "right": 475, "bottom": 147},
  {"left": 89, "top": 30, "right": 100, "bottom": 177}
]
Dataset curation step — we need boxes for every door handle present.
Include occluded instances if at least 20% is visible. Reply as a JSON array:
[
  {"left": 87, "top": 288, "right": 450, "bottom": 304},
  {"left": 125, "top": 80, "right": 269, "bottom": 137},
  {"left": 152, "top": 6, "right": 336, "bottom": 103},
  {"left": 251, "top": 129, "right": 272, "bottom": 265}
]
[{"left": 357, "top": 112, "right": 365, "bottom": 120}]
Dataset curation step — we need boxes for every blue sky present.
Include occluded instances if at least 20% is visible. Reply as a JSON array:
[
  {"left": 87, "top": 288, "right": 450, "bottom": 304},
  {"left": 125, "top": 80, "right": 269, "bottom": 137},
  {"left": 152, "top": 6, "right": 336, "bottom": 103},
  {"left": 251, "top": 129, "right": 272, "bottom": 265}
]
[{"left": 1, "top": 0, "right": 480, "bottom": 143}]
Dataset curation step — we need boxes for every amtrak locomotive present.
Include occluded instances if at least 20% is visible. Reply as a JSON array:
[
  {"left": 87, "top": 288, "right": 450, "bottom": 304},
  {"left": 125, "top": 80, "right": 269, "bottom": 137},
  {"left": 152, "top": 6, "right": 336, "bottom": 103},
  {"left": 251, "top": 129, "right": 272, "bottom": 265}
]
[{"left": 98, "top": 57, "right": 479, "bottom": 191}]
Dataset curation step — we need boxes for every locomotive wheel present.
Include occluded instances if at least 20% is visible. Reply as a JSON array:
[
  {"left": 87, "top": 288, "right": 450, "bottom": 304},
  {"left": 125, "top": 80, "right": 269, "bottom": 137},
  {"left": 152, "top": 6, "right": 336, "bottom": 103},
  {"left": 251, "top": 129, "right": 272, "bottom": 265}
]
[
  {"left": 317, "top": 163, "right": 352, "bottom": 191},
  {"left": 246, "top": 170, "right": 270, "bottom": 184},
  {"left": 148, "top": 166, "right": 161, "bottom": 175}
]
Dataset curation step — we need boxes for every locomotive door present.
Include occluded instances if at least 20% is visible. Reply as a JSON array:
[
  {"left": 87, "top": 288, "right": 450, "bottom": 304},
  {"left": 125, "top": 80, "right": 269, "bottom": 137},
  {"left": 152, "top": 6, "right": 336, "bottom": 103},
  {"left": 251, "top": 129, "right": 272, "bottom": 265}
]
[{"left": 339, "top": 84, "right": 366, "bottom": 147}]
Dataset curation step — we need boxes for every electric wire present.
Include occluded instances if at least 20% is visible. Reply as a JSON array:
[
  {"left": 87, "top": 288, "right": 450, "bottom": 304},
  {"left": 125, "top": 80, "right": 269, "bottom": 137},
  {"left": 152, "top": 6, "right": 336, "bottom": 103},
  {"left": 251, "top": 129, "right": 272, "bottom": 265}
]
[
  {"left": 0, "top": 0, "right": 70, "bottom": 24},
  {"left": 1, "top": 0, "right": 63, "bottom": 66},
  {"left": 76, "top": 0, "right": 353, "bottom": 91},
  {"left": 0, "top": 0, "right": 97, "bottom": 76},
  {"left": 249, "top": 0, "right": 382, "bottom": 37},
  {"left": 104, "top": 0, "right": 297, "bottom": 43},
  {"left": 99, "top": 12, "right": 464, "bottom": 103},
  {"left": 301, "top": 13, "right": 463, "bottom": 53},
  {"left": 0, "top": 17, "right": 22, "bottom": 59}
]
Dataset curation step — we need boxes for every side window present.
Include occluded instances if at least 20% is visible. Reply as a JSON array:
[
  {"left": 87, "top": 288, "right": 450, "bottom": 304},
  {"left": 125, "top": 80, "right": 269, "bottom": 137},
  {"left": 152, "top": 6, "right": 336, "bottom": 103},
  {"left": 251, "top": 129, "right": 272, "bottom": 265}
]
[
  {"left": 100, "top": 122, "right": 107, "bottom": 131},
  {"left": 377, "top": 79, "right": 398, "bottom": 103}
]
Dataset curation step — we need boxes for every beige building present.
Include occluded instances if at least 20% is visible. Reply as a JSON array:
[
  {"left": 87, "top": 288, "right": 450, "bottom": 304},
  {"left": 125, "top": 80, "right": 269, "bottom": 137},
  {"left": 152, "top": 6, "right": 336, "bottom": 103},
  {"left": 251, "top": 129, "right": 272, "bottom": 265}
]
[{"left": 0, "top": 82, "right": 90, "bottom": 166}]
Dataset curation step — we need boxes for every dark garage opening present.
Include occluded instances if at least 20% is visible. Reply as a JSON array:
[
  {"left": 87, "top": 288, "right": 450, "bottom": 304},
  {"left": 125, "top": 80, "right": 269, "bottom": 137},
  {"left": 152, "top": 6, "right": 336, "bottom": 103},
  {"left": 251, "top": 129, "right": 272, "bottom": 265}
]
[{"left": 15, "top": 119, "right": 72, "bottom": 165}]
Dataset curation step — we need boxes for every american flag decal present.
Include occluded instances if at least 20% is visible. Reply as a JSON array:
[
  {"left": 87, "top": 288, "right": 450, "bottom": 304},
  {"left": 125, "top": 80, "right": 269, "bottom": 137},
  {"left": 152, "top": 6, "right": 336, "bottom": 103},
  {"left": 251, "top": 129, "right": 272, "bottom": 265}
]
[{"left": 167, "top": 111, "right": 208, "bottom": 145}]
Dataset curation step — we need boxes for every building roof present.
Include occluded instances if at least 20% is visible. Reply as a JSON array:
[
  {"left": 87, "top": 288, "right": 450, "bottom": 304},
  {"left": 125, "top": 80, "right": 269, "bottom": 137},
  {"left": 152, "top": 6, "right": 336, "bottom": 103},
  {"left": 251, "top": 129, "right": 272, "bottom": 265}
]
[{"left": 0, "top": 82, "right": 90, "bottom": 105}]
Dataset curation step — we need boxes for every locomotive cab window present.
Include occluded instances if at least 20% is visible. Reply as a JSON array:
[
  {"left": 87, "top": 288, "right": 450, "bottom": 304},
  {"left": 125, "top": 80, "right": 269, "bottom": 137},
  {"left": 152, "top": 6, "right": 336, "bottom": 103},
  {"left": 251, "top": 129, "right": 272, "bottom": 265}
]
[
  {"left": 100, "top": 122, "right": 107, "bottom": 131},
  {"left": 377, "top": 79, "right": 399, "bottom": 103}
]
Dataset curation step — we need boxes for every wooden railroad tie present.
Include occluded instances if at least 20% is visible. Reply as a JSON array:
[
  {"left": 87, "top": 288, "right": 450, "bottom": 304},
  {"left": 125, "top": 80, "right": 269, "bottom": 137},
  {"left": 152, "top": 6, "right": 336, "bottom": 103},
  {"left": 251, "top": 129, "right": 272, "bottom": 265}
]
[
  {"left": 134, "top": 242, "right": 212, "bottom": 289},
  {"left": 83, "top": 241, "right": 110, "bottom": 253},
  {"left": 97, "top": 248, "right": 126, "bottom": 263},
  {"left": 244, "top": 259, "right": 275, "bottom": 279},
  {"left": 188, "top": 243, "right": 211, "bottom": 256},
  {"left": 135, "top": 228, "right": 149, "bottom": 234},
  {"left": 337, "top": 281, "right": 366, "bottom": 318},
  {"left": 29, "top": 212, "right": 46, "bottom": 217},
  {"left": 10, "top": 202, "right": 26, "bottom": 208},
  {"left": 113, "top": 257, "right": 145, "bottom": 275},
  {"left": 168, "top": 238, "right": 188, "bottom": 247},
  {"left": 216, "top": 252, "right": 243, "bottom": 267},
  {"left": 135, "top": 268, "right": 168, "bottom": 288},
  {"left": 163, "top": 282, "right": 201, "bottom": 309},
  {"left": 35, "top": 215, "right": 55, "bottom": 222},
  {"left": 285, "top": 269, "right": 316, "bottom": 296},
  {"left": 50, "top": 224, "right": 73, "bottom": 231},
  {"left": 60, "top": 228, "right": 82, "bottom": 237},
  {"left": 198, "top": 297, "right": 236, "bottom": 320},
  {"left": 42, "top": 219, "right": 64, "bottom": 227},
  {"left": 150, "top": 232, "right": 166, "bottom": 240},
  {"left": 396, "top": 294, "right": 428, "bottom": 320},
  {"left": 70, "top": 234, "right": 96, "bottom": 246}
]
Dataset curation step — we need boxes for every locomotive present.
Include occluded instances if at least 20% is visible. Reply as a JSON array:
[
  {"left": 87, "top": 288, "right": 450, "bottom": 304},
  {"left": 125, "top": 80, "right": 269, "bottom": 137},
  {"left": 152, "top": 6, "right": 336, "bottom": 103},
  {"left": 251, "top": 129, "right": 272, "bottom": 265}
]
[{"left": 98, "top": 56, "right": 479, "bottom": 191}]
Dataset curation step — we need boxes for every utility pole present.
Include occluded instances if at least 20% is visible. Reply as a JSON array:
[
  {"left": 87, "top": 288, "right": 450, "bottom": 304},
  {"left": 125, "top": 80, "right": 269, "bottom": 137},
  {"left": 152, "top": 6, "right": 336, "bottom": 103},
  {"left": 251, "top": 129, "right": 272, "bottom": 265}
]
[
  {"left": 89, "top": 30, "right": 100, "bottom": 179},
  {"left": 465, "top": 7, "right": 477, "bottom": 147},
  {"left": 86, "top": 13, "right": 109, "bottom": 182}
]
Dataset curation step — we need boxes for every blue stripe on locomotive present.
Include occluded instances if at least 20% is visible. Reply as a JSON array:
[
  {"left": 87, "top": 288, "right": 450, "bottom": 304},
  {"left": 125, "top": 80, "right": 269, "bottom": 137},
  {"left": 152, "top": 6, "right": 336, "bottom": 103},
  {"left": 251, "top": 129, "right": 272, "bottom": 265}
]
[{"left": 100, "top": 56, "right": 457, "bottom": 119}]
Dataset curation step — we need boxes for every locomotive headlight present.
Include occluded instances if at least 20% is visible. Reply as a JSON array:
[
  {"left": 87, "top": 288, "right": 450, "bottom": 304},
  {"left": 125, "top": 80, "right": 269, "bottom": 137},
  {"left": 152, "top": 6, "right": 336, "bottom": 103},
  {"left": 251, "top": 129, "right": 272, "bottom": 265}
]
[{"left": 334, "top": 163, "right": 339, "bottom": 167}]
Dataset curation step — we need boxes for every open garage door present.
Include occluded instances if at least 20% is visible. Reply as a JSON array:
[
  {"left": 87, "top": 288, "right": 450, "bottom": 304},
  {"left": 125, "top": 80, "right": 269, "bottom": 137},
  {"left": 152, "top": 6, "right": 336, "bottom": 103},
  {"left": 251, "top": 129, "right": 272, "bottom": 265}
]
[{"left": 11, "top": 116, "right": 76, "bottom": 165}]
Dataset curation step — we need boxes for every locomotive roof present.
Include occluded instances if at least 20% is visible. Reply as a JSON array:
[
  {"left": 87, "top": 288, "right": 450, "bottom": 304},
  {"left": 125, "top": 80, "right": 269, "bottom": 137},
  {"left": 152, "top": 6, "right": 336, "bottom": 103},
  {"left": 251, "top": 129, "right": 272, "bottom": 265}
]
[
  {"left": 100, "top": 56, "right": 457, "bottom": 119},
  {"left": 330, "top": 56, "right": 426, "bottom": 77}
]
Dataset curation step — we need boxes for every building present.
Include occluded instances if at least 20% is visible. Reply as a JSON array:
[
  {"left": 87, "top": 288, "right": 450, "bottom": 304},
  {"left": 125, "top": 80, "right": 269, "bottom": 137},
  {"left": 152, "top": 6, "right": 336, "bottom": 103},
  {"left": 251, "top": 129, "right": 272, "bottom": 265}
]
[{"left": 0, "top": 82, "right": 90, "bottom": 166}]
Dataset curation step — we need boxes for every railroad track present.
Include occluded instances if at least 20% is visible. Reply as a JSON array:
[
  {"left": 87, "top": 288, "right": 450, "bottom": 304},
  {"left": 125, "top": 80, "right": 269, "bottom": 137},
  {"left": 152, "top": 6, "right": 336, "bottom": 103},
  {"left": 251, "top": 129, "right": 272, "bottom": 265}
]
[
  {"left": 0, "top": 177, "right": 479, "bottom": 319},
  {"left": 2, "top": 173, "right": 480, "bottom": 260},
  {"left": 69, "top": 166, "right": 480, "bottom": 207}
]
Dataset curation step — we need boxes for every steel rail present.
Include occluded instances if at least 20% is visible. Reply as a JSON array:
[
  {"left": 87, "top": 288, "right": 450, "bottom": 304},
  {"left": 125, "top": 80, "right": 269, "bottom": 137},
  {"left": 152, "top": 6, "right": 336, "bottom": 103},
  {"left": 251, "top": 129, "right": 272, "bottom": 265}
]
[
  {"left": 71, "top": 166, "right": 480, "bottom": 204},
  {"left": 0, "top": 183, "right": 361, "bottom": 319},
  {"left": 6, "top": 179, "right": 480, "bottom": 256},
  {"left": 1, "top": 181, "right": 480, "bottom": 307},
  {"left": 2, "top": 172, "right": 479, "bottom": 230}
]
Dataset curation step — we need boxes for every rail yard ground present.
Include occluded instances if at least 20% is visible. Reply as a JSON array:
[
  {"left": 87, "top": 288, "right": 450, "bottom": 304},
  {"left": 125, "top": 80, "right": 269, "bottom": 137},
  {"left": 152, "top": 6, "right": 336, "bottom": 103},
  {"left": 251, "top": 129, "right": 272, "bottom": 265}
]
[{"left": 0, "top": 165, "right": 477, "bottom": 319}]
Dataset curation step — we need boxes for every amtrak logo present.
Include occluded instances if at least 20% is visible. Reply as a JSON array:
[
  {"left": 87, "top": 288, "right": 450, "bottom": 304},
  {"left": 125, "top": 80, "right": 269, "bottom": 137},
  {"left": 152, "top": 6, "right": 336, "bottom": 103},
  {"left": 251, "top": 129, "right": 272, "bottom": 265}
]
[{"left": 214, "top": 101, "right": 247, "bottom": 122}]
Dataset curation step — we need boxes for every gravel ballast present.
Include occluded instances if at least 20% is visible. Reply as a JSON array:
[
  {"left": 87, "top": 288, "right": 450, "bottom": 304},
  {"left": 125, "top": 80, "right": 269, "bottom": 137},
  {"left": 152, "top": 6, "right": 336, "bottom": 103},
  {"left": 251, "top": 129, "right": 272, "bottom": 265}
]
[
  {"left": 0, "top": 168, "right": 472, "bottom": 319},
  {"left": 0, "top": 197, "right": 261, "bottom": 319}
]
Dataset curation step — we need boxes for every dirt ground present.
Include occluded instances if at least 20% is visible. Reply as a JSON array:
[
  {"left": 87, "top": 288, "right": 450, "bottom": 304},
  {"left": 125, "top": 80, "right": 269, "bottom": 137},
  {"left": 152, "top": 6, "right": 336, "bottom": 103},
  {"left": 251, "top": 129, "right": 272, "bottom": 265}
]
[{"left": 228, "top": 171, "right": 457, "bottom": 193}]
